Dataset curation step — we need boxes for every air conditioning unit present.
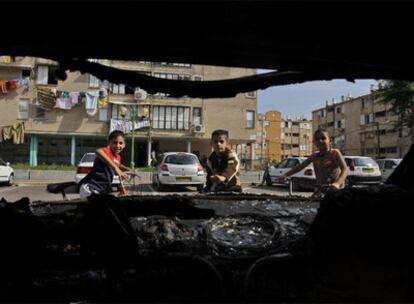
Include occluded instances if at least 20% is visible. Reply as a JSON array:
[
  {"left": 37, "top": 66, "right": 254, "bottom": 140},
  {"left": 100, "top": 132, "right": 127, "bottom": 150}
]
[
  {"left": 134, "top": 89, "right": 147, "bottom": 101},
  {"left": 193, "top": 124, "right": 205, "bottom": 133}
]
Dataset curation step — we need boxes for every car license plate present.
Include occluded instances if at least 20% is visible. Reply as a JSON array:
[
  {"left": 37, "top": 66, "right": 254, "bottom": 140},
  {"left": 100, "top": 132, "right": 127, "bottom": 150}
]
[
  {"left": 176, "top": 177, "right": 191, "bottom": 182},
  {"left": 363, "top": 168, "right": 374, "bottom": 173}
]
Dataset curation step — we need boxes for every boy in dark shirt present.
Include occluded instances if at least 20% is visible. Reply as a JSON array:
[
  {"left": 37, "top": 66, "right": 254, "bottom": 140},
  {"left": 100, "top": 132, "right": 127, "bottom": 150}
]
[
  {"left": 204, "top": 129, "right": 242, "bottom": 192},
  {"left": 79, "top": 130, "right": 133, "bottom": 198}
]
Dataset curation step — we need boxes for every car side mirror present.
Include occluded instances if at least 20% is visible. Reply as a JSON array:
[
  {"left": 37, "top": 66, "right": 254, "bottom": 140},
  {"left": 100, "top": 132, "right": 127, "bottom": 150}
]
[{"left": 6, "top": 162, "right": 10, "bottom": 166}]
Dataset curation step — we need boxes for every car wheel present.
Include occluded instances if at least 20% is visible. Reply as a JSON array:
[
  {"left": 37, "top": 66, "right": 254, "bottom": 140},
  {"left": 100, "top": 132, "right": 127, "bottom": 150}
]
[
  {"left": 344, "top": 177, "right": 352, "bottom": 189},
  {"left": 7, "top": 174, "right": 14, "bottom": 186},
  {"left": 291, "top": 178, "right": 301, "bottom": 191},
  {"left": 157, "top": 180, "right": 165, "bottom": 191},
  {"left": 197, "top": 184, "right": 204, "bottom": 192},
  {"left": 266, "top": 176, "right": 273, "bottom": 186}
]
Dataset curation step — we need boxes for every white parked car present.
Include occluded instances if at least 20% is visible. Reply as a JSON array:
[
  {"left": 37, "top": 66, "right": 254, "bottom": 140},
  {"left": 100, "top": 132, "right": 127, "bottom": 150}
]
[
  {"left": 376, "top": 158, "right": 402, "bottom": 181},
  {"left": 152, "top": 152, "right": 205, "bottom": 191},
  {"left": 0, "top": 158, "right": 14, "bottom": 186},
  {"left": 75, "top": 152, "right": 121, "bottom": 188},
  {"left": 344, "top": 156, "right": 382, "bottom": 186},
  {"left": 267, "top": 157, "right": 316, "bottom": 191}
]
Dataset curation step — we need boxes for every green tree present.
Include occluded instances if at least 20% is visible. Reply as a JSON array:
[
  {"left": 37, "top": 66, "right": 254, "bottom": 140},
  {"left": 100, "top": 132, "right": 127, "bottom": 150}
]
[{"left": 377, "top": 80, "right": 414, "bottom": 141}]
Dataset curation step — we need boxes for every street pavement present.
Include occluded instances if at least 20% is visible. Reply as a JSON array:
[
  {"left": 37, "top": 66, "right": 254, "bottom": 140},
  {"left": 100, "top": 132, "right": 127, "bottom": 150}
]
[{"left": 0, "top": 181, "right": 312, "bottom": 202}]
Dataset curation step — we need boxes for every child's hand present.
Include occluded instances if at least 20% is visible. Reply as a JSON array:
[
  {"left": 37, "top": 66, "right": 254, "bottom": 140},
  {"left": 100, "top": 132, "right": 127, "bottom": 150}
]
[
  {"left": 116, "top": 169, "right": 129, "bottom": 181},
  {"left": 210, "top": 175, "right": 226, "bottom": 183}
]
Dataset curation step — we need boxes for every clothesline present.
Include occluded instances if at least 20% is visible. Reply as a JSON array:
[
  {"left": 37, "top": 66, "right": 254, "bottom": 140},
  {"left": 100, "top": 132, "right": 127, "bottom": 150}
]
[{"left": 36, "top": 87, "right": 108, "bottom": 116}]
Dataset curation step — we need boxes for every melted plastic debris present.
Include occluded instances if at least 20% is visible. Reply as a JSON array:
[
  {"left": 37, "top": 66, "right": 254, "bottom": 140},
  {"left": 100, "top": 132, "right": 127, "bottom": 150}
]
[
  {"left": 205, "top": 215, "right": 280, "bottom": 257},
  {"left": 29, "top": 203, "right": 77, "bottom": 216},
  {"left": 130, "top": 216, "right": 200, "bottom": 250}
]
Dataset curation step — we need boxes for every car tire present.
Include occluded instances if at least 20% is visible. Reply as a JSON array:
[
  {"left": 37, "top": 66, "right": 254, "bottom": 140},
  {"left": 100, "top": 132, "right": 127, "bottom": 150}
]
[
  {"left": 197, "top": 184, "right": 204, "bottom": 192},
  {"left": 291, "top": 178, "right": 301, "bottom": 191},
  {"left": 7, "top": 173, "right": 14, "bottom": 186},
  {"left": 344, "top": 177, "right": 353, "bottom": 189},
  {"left": 157, "top": 180, "right": 166, "bottom": 192},
  {"left": 266, "top": 176, "right": 273, "bottom": 186}
]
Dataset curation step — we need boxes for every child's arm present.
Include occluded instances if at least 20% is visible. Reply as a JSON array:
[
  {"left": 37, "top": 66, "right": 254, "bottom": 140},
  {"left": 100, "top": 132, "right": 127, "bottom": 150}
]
[
  {"left": 210, "top": 152, "right": 240, "bottom": 184},
  {"left": 119, "top": 163, "right": 133, "bottom": 172},
  {"left": 95, "top": 148, "right": 129, "bottom": 180},
  {"left": 278, "top": 157, "right": 313, "bottom": 182},
  {"left": 331, "top": 150, "right": 348, "bottom": 189}
]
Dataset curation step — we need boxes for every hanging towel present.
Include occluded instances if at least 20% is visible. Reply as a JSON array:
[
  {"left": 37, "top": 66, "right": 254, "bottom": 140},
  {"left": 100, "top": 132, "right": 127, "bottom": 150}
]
[
  {"left": 0, "top": 80, "right": 8, "bottom": 94},
  {"left": 37, "top": 87, "right": 56, "bottom": 111},
  {"left": 10, "top": 123, "right": 25, "bottom": 144},
  {"left": 70, "top": 92, "right": 79, "bottom": 105},
  {"left": 98, "top": 88, "right": 108, "bottom": 108},
  {"left": 8, "top": 80, "right": 17, "bottom": 90},
  {"left": 85, "top": 91, "right": 99, "bottom": 110},
  {"left": 85, "top": 91, "right": 99, "bottom": 116},
  {"left": 2, "top": 126, "right": 12, "bottom": 141},
  {"left": 55, "top": 98, "right": 73, "bottom": 110},
  {"left": 1, "top": 56, "right": 12, "bottom": 63}
]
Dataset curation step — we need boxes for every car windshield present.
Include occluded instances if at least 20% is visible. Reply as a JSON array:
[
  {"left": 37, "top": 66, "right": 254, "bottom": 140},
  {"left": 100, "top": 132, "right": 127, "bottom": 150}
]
[
  {"left": 80, "top": 154, "right": 96, "bottom": 163},
  {"left": 353, "top": 158, "right": 378, "bottom": 166},
  {"left": 164, "top": 154, "right": 198, "bottom": 165}
]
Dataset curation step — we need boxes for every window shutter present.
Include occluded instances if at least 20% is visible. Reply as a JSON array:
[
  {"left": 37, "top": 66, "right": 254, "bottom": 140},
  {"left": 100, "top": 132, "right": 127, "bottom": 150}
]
[
  {"left": 360, "top": 114, "right": 365, "bottom": 125},
  {"left": 36, "top": 66, "right": 48, "bottom": 84},
  {"left": 18, "top": 98, "right": 29, "bottom": 119}
]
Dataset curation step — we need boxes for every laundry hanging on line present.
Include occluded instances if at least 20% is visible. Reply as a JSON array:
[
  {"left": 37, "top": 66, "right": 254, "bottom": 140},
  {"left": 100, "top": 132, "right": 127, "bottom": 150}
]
[
  {"left": 0, "top": 122, "right": 25, "bottom": 144},
  {"left": 109, "top": 118, "right": 150, "bottom": 134}
]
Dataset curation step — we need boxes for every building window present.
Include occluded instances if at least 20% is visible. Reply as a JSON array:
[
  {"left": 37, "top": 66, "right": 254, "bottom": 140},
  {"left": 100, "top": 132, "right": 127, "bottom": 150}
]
[
  {"left": 89, "top": 74, "right": 100, "bottom": 88},
  {"left": 336, "top": 107, "right": 342, "bottom": 113},
  {"left": 246, "top": 110, "right": 255, "bottom": 129},
  {"left": 360, "top": 114, "right": 373, "bottom": 125},
  {"left": 36, "top": 65, "right": 59, "bottom": 85},
  {"left": 17, "top": 98, "right": 29, "bottom": 119},
  {"left": 375, "top": 110, "right": 386, "bottom": 118},
  {"left": 35, "top": 106, "right": 45, "bottom": 119},
  {"left": 152, "top": 106, "right": 190, "bottom": 130},
  {"left": 336, "top": 120, "right": 342, "bottom": 128},
  {"left": 36, "top": 66, "right": 47, "bottom": 85},
  {"left": 192, "top": 107, "right": 202, "bottom": 125}
]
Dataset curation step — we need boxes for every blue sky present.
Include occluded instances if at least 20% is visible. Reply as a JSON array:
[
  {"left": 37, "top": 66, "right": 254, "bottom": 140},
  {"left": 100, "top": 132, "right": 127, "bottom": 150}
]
[{"left": 257, "top": 77, "right": 377, "bottom": 120}]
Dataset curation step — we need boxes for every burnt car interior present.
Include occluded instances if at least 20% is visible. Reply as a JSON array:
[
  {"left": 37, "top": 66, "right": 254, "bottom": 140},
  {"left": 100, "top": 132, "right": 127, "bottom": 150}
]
[{"left": 2, "top": 1, "right": 414, "bottom": 302}]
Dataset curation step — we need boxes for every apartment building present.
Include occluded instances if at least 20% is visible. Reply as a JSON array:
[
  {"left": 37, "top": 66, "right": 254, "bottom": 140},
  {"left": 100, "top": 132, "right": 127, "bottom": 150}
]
[
  {"left": 312, "top": 91, "right": 412, "bottom": 158},
  {"left": 0, "top": 57, "right": 257, "bottom": 167},
  {"left": 263, "top": 111, "right": 282, "bottom": 163},
  {"left": 280, "top": 117, "right": 312, "bottom": 159}
]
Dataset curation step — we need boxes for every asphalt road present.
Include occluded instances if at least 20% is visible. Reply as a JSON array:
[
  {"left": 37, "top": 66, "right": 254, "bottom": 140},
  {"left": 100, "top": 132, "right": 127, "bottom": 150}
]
[{"left": 0, "top": 182, "right": 312, "bottom": 203}]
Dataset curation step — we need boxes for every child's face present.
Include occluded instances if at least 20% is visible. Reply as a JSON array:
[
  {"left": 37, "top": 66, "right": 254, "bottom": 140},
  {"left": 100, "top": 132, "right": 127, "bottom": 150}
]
[
  {"left": 109, "top": 135, "right": 126, "bottom": 155},
  {"left": 211, "top": 135, "right": 229, "bottom": 154},
  {"left": 313, "top": 131, "right": 331, "bottom": 151}
]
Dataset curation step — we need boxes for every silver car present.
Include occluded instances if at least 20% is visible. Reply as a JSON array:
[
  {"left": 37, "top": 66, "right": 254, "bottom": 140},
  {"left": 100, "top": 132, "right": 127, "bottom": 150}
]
[
  {"left": 152, "top": 152, "right": 205, "bottom": 191},
  {"left": 376, "top": 158, "right": 402, "bottom": 181}
]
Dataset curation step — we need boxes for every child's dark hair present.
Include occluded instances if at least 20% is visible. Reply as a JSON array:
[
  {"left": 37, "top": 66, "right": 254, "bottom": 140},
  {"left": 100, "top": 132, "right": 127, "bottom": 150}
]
[
  {"left": 108, "top": 130, "right": 125, "bottom": 142},
  {"left": 314, "top": 128, "right": 329, "bottom": 137},
  {"left": 211, "top": 129, "right": 229, "bottom": 139}
]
